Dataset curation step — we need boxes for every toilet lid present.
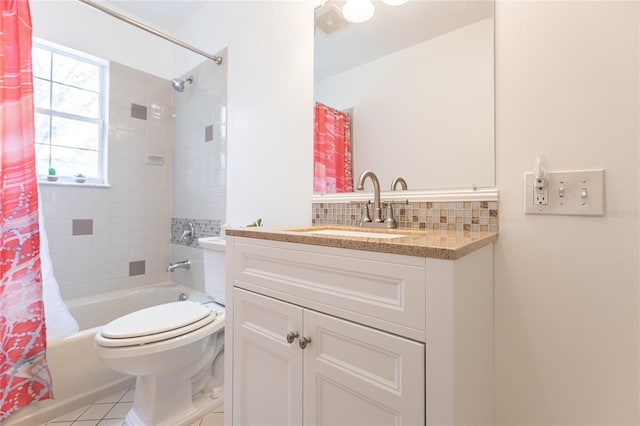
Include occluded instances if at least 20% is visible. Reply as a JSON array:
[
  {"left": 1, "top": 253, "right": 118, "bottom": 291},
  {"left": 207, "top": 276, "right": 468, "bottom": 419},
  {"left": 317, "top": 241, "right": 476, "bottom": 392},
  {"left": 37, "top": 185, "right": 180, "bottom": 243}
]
[{"left": 101, "top": 301, "right": 214, "bottom": 339}]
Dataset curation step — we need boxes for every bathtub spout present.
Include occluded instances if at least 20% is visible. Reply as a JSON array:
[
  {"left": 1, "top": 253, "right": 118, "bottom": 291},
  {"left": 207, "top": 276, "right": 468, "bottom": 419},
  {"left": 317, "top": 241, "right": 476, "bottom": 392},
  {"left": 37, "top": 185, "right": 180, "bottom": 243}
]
[{"left": 167, "top": 259, "right": 191, "bottom": 272}]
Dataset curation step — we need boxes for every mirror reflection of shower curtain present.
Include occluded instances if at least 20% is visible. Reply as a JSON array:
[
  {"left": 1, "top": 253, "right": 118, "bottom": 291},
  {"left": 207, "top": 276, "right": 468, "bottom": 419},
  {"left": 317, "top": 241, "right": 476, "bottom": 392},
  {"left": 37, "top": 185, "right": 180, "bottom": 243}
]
[
  {"left": 0, "top": 1, "right": 53, "bottom": 421},
  {"left": 314, "top": 102, "right": 353, "bottom": 193}
]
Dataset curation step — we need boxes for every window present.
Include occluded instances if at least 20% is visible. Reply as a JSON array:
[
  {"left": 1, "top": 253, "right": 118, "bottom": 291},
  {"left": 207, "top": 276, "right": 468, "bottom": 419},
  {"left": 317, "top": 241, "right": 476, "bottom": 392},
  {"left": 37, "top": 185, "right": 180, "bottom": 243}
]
[{"left": 33, "top": 40, "right": 108, "bottom": 184}]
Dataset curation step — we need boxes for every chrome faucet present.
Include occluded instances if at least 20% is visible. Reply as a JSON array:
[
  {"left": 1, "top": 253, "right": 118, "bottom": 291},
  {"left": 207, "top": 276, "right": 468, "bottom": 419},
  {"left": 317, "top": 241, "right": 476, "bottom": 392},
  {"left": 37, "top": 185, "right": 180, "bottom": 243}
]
[
  {"left": 391, "top": 177, "right": 408, "bottom": 191},
  {"left": 167, "top": 259, "right": 191, "bottom": 272},
  {"left": 356, "top": 170, "right": 384, "bottom": 225}
]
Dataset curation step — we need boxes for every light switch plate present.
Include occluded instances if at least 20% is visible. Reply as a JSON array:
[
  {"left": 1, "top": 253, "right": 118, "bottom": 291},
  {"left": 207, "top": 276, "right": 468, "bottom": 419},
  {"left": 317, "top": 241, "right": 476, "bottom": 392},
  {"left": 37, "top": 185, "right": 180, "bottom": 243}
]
[{"left": 524, "top": 169, "right": 605, "bottom": 216}]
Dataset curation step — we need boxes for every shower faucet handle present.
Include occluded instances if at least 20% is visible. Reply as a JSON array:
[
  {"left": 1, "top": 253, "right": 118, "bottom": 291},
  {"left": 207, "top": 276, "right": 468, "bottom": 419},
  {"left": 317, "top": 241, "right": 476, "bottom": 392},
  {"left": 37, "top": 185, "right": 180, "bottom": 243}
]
[{"left": 178, "top": 221, "right": 195, "bottom": 245}]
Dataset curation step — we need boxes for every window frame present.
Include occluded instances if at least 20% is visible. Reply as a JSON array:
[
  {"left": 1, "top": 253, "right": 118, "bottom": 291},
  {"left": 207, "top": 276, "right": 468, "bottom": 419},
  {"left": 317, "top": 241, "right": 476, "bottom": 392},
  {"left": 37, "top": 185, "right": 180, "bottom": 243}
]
[{"left": 33, "top": 38, "right": 109, "bottom": 185}]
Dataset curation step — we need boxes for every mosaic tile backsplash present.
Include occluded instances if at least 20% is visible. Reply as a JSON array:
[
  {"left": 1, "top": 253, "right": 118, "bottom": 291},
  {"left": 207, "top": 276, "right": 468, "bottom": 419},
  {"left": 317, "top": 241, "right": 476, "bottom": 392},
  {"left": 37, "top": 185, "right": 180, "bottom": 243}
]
[
  {"left": 171, "top": 217, "right": 221, "bottom": 247},
  {"left": 312, "top": 201, "right": 498, "bottom": 232}
]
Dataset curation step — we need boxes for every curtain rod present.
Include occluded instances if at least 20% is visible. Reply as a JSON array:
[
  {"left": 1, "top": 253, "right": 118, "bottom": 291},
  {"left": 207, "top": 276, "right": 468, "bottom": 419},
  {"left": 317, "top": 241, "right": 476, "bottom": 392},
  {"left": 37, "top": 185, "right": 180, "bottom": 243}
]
[{"left": 76, "top": 0, "right": 223, "bottom": 65}]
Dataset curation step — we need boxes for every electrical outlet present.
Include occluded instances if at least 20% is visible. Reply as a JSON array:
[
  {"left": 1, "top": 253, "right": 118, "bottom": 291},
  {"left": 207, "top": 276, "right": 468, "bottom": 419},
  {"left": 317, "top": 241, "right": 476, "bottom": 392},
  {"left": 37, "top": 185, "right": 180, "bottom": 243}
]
[
  {"left": 524, "top": 169, "right": 605, "bottom": 216},
  {"left": 534, "top": 193, "right": 547, "bottom": 204},
  {"left": 534, "top": 177, "right": 548, "bottom": 205}
]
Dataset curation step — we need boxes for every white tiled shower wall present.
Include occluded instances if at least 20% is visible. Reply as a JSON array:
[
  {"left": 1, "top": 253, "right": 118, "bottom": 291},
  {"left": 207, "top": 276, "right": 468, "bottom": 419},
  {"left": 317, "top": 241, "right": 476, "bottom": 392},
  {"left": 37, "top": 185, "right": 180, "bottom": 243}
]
[
  {"left": 39, "top": 62, "right": 173, "bottom": 300},
  {"left": 170, "top": 51, "right": 228, "bottom": 293}
]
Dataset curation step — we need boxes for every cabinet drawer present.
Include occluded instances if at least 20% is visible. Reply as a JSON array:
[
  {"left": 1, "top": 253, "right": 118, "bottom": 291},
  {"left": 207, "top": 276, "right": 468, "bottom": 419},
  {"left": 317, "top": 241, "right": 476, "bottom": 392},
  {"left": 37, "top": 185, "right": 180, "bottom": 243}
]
[{"left": 232, "top": 238, "right": 426, "bottom": 340}]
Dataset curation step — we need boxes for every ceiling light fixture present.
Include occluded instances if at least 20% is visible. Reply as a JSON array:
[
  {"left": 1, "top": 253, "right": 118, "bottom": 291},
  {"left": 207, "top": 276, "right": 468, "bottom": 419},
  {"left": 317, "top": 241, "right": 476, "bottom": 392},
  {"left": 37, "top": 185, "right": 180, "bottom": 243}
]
[{"left": 342, "top": 0, "right": 375, "bottom": 23}]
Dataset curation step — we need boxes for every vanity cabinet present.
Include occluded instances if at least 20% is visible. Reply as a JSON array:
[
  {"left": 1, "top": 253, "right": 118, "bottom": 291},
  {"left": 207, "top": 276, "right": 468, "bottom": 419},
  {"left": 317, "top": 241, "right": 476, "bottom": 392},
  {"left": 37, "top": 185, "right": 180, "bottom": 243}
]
[
  {"left": 233, "top": 287, "right": 424, "bottom": 426},
  {"left": 224, "top": 235, "right": 494, "bottom": 426}
]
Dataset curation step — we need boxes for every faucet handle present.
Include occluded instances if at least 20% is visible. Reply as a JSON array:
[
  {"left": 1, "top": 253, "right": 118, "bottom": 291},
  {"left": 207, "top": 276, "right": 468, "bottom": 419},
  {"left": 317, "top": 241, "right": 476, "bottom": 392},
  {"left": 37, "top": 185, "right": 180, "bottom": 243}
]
[
  {"left": 382, "top": 200, "right": 408, "bottom": 229},
  {"left": 388, "top": 199, "right": 409, "bottom": 207},
  {"left": 383, "top": 202, "right": 397, "bottom": 228},
  {"left": 360, "top": 201, "right": 372, "bottom": 226},
  {"left": 178, "top": 221, "right": 195, "bottom": 245}
]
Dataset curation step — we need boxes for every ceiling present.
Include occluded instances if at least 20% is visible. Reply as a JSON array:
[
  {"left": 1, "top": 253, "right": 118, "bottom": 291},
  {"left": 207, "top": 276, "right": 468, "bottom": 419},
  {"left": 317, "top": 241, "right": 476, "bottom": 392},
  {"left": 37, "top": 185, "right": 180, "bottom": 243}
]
[
  {"left": 98, "top": 1, "right": 493, "bottom": 80},
  {"left": 101, "top": 0, "right": 205, "bottom": 32}
]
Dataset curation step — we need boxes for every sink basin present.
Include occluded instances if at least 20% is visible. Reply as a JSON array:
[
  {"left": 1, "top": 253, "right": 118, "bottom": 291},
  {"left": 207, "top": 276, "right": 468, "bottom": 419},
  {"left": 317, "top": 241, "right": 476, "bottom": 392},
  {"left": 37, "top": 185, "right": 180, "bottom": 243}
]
[{"left": 300, "top": 229, "right": 406, "bottom": 239}]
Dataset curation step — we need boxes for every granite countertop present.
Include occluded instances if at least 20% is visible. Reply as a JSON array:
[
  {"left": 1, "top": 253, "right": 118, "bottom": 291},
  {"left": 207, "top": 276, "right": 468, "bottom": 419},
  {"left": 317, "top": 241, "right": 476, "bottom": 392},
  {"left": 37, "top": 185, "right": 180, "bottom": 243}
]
[{"left": 225, "top": 225, "right": 497, "bottom": 260}]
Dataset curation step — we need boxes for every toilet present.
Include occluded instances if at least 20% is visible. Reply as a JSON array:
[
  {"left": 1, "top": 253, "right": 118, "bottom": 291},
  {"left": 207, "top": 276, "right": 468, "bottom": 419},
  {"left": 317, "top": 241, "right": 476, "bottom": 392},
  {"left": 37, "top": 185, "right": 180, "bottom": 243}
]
[{"left": 95, "top": 237, "right": 226, "bottom": 426}]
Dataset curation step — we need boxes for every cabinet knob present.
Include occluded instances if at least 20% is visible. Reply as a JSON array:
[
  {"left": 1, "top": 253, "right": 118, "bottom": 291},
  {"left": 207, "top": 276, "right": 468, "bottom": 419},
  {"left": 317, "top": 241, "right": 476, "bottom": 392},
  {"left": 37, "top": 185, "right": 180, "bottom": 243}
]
[
  {"left": 286, "top": 331, "right": 299, "bottom": 344},
  {"left": 299, "top": 336, "right": 311, "bottom": 349}
]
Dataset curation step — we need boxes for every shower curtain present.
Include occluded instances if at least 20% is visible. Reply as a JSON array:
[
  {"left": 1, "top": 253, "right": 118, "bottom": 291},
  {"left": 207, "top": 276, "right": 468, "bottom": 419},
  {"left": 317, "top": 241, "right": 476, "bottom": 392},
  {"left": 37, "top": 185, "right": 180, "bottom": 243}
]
[
  {"left": 314, "top": 102, "right": 353, "bottom": 193},
  {"left": 0, "top": 0, "right": 53, "bottom": 421}
]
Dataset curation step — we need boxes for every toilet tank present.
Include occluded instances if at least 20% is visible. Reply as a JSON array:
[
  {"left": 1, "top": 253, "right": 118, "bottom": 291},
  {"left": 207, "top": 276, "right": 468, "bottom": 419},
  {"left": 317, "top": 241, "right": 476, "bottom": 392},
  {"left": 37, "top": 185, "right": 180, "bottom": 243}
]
[{"left": 198, "top": 237, "right": 226, "bottom": 306}]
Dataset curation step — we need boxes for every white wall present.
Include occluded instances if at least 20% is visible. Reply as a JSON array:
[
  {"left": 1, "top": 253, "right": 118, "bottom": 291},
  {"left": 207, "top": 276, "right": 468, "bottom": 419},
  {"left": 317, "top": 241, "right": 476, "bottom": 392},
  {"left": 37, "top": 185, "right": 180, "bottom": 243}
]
[
  {"left": 39, "top": 63, "right": 173, "bottom": 299},
  {"left": 494, "top": 1, "right": 639, "bottom": 424},
  {"left": 174, "top": 1, "right": 315, "bottom": 229},
  {"left": 172, "top": 55, "right": 227, "bottom": 224},
  {"left": 170, "top": 53, "right": 228, "bottom": 292},
  {"left": 30, "top": 0, "right": 183, "bottom": 79},
  {"left": 316, "top": 18, "right": 494, "bottom": 190}
]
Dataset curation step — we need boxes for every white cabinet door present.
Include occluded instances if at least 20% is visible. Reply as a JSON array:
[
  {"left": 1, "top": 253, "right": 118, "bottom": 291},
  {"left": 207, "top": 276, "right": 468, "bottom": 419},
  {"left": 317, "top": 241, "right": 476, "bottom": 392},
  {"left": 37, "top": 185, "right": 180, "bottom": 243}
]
[
  {"left": 303, "top": 309, "right": 425, "bottom": 426},
  {"left": 233, "top": 289, "right": 425, "bottom": 426},
  {"left": 233, "top": 288, "right": 304, "bottom": 426}
]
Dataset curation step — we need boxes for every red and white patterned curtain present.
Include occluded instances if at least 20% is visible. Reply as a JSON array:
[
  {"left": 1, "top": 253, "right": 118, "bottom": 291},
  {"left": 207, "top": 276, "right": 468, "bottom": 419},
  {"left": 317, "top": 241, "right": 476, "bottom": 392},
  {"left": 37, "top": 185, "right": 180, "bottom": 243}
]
[
  {"left": 314, "top": 102, "right": 353, "bottom": 194},
  {"left": 0, "top": 0, "right": 52, "bottom": 420}
]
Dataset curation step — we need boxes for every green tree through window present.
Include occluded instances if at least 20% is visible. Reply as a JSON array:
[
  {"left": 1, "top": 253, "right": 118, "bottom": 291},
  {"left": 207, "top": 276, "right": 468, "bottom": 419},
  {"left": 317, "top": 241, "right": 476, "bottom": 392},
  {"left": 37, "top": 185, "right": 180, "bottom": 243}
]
[{"left": 33, "top": 40, "right": 108, "bottom": 184}]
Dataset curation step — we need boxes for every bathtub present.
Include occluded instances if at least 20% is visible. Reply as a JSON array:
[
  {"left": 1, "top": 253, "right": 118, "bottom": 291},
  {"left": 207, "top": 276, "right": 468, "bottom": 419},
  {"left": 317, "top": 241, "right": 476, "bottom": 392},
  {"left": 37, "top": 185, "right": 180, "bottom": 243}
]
[{"left": 5, "top": 282, "right": 211, "bottom": 426}]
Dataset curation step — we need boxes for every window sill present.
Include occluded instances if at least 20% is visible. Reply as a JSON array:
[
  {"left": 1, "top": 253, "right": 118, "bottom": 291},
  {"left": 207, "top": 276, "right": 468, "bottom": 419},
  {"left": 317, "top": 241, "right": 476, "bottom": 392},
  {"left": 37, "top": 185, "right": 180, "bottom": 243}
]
[{"left": 38, "top": 180, "right": 111, "bottom": 188}]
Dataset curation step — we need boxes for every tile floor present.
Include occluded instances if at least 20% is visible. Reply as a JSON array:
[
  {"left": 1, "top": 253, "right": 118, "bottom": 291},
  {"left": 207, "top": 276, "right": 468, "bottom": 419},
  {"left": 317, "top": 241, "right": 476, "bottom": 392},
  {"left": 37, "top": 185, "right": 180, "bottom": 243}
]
[{"left": 42, "top": 387, "right": 223, "bottom": 426}]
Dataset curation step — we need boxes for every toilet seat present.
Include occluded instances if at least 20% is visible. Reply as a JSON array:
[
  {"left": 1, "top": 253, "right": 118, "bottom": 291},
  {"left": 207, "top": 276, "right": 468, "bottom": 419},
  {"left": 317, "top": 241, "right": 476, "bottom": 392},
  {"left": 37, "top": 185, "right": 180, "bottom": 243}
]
[{"left": 96, "top": 301, "right": 218, "bottom": 348}]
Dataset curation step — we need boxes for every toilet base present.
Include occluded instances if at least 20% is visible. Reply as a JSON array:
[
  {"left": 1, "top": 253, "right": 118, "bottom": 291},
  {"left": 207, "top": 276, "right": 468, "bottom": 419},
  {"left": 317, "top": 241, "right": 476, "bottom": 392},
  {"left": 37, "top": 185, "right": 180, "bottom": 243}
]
[
  {"left": 123, "top": 342, "right": 222, "bottom": 426},
  {"left": 124, "top": 391, "right": 223, "bottom": 426}
]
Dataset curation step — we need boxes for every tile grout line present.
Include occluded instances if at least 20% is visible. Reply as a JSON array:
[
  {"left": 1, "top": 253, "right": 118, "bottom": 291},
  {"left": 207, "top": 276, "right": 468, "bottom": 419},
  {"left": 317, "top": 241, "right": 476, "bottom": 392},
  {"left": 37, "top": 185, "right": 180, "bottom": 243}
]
[{"left": 45, "top": 386, "right": 221, "bottom": 426}]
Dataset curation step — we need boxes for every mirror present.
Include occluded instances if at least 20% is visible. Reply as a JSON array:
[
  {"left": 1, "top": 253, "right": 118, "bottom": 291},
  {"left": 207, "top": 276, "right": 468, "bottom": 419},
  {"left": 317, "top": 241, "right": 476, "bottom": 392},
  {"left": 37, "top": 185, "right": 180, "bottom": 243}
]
[{"left": 314, "top": 0, "right": 494, "bottom": 193}]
